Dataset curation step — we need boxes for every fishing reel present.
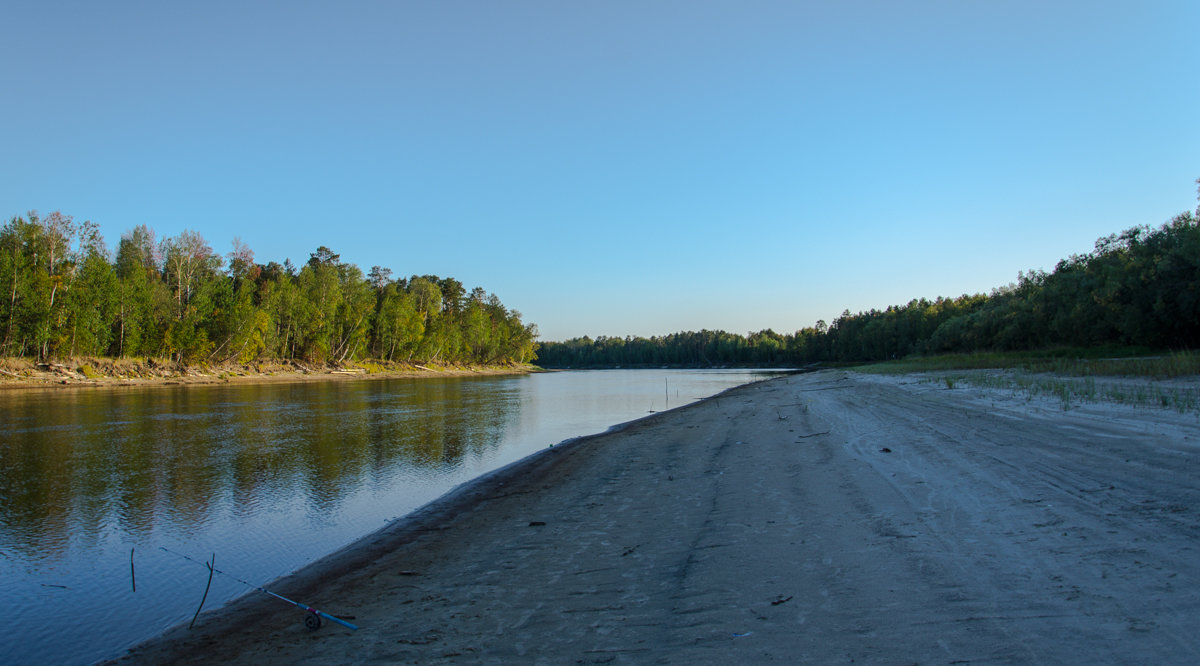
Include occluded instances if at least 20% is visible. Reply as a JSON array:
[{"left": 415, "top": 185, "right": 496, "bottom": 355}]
[{"left": 304, "top": 612, "right": 322, "bottom": 631}]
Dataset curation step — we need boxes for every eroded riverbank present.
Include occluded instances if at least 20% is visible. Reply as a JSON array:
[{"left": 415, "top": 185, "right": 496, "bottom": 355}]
[
  {"left": 0, "top": 357, "right": 537, "bottom": 391},
  {"left": 118, "top": 370, "right": 1200, "bottom": 664}
]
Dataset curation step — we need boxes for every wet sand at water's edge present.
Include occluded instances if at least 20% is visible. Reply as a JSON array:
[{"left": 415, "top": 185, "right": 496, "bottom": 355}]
[{"left": 118, "top": 370, "right": 1200, "bottom": 664}]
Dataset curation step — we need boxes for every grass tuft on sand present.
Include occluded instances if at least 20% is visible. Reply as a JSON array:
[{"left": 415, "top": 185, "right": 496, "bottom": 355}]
[{"left": 856, "top": 350, "right": 1200, "bottom": 414}]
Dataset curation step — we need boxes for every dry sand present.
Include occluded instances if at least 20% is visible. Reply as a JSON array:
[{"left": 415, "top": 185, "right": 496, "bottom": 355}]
[{"left": 117, "top": 370, "right": 1200, "bottom": 664}]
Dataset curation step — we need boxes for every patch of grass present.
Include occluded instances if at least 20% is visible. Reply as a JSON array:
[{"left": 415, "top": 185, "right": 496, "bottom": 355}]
[
  {"left": 857, "top": 348, "right": 1198, "bottom": 379},
  {"left": 860, "top": 349, "right": 1198, "bottom": 414},
  {"left": 76, "top": 364, "right": 101, "bottom": 379},
  {"left": 913, "top": 370, "right": 1200, "bottom": 414}
]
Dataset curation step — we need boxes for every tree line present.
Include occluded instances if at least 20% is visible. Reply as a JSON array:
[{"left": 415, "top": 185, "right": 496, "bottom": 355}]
[
  {"left": 539, "top": 204, "right": 1200, "bottom": 368},
  {"left": 0, "top": 212, "right": 538, "bottom": 366}
]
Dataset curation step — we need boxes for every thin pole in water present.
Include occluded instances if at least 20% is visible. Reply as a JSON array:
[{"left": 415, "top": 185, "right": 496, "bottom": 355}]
[
  {"left": 160, "top": 547, "right": 359, "bottom": 631},
  {"left": 189, "top": 553, "right": 215, "bottom": 629}
]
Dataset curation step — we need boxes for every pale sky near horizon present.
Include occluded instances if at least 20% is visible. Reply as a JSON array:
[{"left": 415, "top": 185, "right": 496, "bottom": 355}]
[{"left": 3, "top": 1, "right": 1197, "bottom": 341}]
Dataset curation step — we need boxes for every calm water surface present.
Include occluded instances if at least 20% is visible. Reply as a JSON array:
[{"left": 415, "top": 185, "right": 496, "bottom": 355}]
[{"left": 0, "top": 369, "right": 782, "bottom": 665}]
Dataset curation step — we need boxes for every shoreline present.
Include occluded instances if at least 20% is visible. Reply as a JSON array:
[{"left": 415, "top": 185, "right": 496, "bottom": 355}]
[
  {"left": 115, "top": 370, "right": 1200, "bottom": 663},
  {"left": 0, "top": 358, "right": 541, "bottom": 392},
  {"left": 110, "top": 375, "right": 732, "bottom": 663},
  {"left": 110, "top": 378, "right": 763, "bottom": 663}
]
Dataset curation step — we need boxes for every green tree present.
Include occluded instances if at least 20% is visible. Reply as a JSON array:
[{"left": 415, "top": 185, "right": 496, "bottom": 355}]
[
  {"left": 373, "top": 284, "right": 423, "bottom": 361},
  {"left": 295, "top": 247, "right": 343, "bottom": 362},
  {"left": 331, "top": 263, "right": 375, "bottom": 362},
  {"left": 0, "top": 215, "right": 40, "bottom": 356},
  {"left": 62, "top": 223, "right": 117, "bottom": 356},
  {"left": 161, "top": 230, "right": 222, "bottom": 362},
  {"left": 113, "top": 225, "right": 173, "bottom": 357},
  {"left": 207, "top": 239, "right": 268, "bottom": 363},
  {"left": 259, "top": 267, "right": 304, "bottom": 359}
]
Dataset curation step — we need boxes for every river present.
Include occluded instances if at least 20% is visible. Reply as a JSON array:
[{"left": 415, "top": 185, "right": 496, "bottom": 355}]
[{"left": 0, "top": 369, "right": 782, "bottom": 665}]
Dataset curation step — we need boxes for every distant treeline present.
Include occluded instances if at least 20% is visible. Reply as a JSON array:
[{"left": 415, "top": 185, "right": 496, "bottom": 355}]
[
  {"left": 0, "top": 213, "right": 537, "bottom": 365},
  {"left": 540, "top": 207, "right": 1200, "bottom": 368}
]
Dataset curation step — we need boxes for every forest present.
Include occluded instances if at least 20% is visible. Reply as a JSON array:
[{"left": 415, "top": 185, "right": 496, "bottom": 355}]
[
  {"left": 539, "top": 205, "right": 1200, "bottom": 368},
  {"left": 6, "top": 196, "right": 1197, "bottom": 371},
  {"left": 0, "top": 213, "right": 538, "bottom": 366}
]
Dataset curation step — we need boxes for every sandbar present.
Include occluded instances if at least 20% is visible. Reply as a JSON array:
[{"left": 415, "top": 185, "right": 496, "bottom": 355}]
[{"left": 116, "top": 370, "right": 1200, "bottom": 663}]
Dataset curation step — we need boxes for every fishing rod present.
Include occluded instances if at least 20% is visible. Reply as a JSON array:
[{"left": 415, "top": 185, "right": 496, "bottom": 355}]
[{"left": 159, "top": 546, "right": 359, "bottom": 632}]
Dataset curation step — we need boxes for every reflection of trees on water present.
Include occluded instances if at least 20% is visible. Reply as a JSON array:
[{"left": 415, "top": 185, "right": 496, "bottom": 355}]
[{"left": 0, "top": 377, "right": 521, "bottom": 561}]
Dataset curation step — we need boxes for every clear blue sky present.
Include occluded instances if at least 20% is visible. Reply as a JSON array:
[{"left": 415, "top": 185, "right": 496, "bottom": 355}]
[{"left": 4, "top": 1, "right": 1197, "bottom": 341}]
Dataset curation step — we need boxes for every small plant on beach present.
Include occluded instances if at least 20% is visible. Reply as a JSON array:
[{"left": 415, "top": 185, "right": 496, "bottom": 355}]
[
  {"left": 856, "top": 349, "right": 1200, "bottom": 380},
  {"left": 913, "top": 366, "right": 1200, "bottom": 415},
  {"left": 77, "top": 364, "right": 100, "bottom": 379}
]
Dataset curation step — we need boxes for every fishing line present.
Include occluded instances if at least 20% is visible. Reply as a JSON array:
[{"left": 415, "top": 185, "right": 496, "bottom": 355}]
[{"left": 159, "top": 546, "right": 359, "bottom": 631}]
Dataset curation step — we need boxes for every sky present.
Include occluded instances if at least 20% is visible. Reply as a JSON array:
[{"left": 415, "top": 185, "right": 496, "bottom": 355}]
[{"left": 3, "top": 1, "right": 1197, "bottom": 342}]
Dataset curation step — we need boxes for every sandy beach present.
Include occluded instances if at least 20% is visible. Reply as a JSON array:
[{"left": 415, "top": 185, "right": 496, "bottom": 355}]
[{"left": 116, "top": 370, "right": 1200, "bottom": 664}]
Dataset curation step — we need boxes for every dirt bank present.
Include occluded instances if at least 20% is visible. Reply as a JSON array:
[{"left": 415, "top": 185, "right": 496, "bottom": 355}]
[
  {"left": 0, "top": 357, "right": 536, "bottom": 391},
  {"left": 116, "top": 370, "right": 1200, "bottom": 664}
]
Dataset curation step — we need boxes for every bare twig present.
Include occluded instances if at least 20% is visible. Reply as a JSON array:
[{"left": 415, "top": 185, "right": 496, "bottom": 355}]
[{"left": 190, "top": 554, "right": 215, "bottom": 630}]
